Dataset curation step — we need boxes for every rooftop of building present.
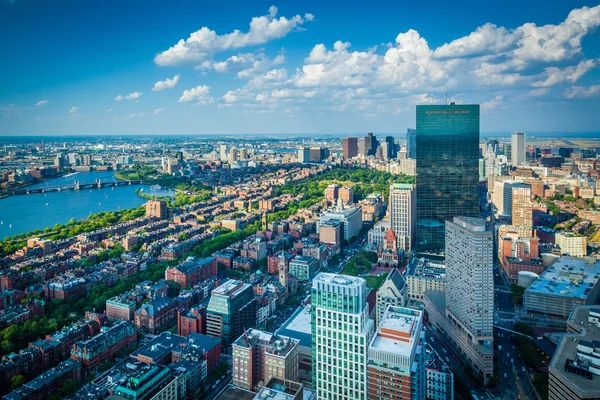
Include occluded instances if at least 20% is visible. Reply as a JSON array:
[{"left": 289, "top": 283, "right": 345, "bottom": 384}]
[
  {"left": 214, "top": 384, "right": 257, "bottom": 400},
  {"left": 406, "top": 258, "right": 446, "bottom": 279},
  {"left": 525, "top": 257, "right": 600, "bottom": 300},
  {"left": 212, "top": 279, "right": 250, "bottom": 297},
  {"left": 233, "top": 328, "right": 299, "bottom": 357},
  {"left": 313, "top": 273, "right": 364, "bottom": 287},
  {"left": 131, "top": 332, "right": 186, "bottom": 361},
  {"left": 451, "top": 216, "right": 489, "bottom": 233},
  {"left": 289, "top": 255, "right": 316, "bottom": 265},
  {"left": 277, "top": 306, "right": 312, "bottom": 348},
  {"left": 370, "top": 307, "right": 422, "bottom": 357},
  {"left": 549, "top": 306, "right": 600, "bottom": 395},
  {"left": 187, "top": 332, "right": 221, "bottom": 350}
]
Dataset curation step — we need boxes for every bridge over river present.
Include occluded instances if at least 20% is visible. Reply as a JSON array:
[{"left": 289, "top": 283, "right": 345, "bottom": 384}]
[{"left": 9, "top": 179, "right": 142, "bottom": 195}]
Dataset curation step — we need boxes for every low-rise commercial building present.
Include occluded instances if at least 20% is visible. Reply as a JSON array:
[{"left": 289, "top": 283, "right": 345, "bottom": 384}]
[
  {"left": 524, "top": 257, "right": 600, "bottom": 318},
  {"left": 288, "top": 256, "right": 318, "bottom": 282},
  {"left": 405, "top": 258, "right": 446, "bottom": 301}
]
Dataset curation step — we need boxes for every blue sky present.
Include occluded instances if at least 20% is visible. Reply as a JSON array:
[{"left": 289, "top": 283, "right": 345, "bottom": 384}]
[{"left": 1, "top": 0, "right": 600, "bottom": 135}]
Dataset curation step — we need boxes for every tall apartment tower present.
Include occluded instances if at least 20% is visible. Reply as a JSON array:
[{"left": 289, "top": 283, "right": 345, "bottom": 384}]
[
  {"left": 342, "top": 137, "right": 358, "bottom": 158},
  {"left": 146, "top": 200, "right": 167, "bottom": 219},
  {"left": 368, "top": 306, "right": 425, "bottom": 400},
  {"left": 511, "top": 132, "right": 526, "bottom": 166},
  {"left": 445, "top": 217, "right": 494, "bottom": 382},
  {"left": 389, "top": 183, "right": 416, "bottom": 252},
  {"left": 229, "top": 147, "right": 238, "bottom": 163},
  {"left": 219, "top": 144, "right": 227, "bottom": 161},
  {"left": 311, "top": 273, "right": 374, "bottom": 400},
  {"left": 415, "top": 104, "right": 480, "bottom": 253},
  {"left": 512, "top": 187, "right": 533, "bottom": 227}
]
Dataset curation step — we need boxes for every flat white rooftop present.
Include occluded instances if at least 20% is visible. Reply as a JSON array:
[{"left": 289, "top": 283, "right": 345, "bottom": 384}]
[
  {"left": 526, "top": 257, "right": 600, "bottom": 300},
  {"left": 313, "top": 273, "right": 364, "bottom": 286}
]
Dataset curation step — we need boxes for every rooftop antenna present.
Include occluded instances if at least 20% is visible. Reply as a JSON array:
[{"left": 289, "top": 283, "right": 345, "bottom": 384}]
[{"left": 444, "top": 92, "right": 448, "bottom": 105}]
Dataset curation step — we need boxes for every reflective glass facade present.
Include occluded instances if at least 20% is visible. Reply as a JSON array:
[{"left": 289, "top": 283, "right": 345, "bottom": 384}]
[{"left": 415, "top": 104, "right": 480, "bottom": 253}]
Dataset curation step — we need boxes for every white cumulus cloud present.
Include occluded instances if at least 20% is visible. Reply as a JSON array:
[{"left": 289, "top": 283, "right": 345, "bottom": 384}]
[
  {"left": 154, "top": 108, "right": 165, "bottom": 115},
  {"left": 152, "top": 75, "right": 180, "bottom": 91},
  {"left": 154, "top": 6, "right": 313, "bottom": 66},
  {"left": 115, "top": 92, "right": 142, "bottom": 101},
  {"left": 179, "top": 85, "right": 213, "bottom": 104},
  {"left": 563, "top": 85, "right": 600, "bottom": 99},
  {"left": 35, "top": 100, "right": 48, "bottom": 106}
]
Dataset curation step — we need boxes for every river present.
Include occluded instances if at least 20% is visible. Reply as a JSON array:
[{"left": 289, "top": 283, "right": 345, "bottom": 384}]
[{"left": 0, "top": 171, "right": 174, "bottom": 239}]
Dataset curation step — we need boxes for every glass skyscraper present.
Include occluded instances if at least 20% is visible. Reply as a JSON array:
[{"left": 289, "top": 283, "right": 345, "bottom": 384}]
[{"left": 415, "top": 104, "right": 480, "bottom": 253}]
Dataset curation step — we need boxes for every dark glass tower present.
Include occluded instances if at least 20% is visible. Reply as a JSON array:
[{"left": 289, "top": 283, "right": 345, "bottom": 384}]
[{"left": 415, "top": 104, "right": 480, "bottom": 253}]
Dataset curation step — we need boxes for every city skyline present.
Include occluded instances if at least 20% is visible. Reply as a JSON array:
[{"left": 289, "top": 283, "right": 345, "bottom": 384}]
[{"left": 1, "top": 0, "right": 600, "bottom": 135}]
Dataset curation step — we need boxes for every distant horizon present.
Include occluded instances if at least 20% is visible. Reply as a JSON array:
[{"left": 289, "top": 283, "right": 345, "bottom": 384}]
[{"left": 1, "top": 131, "right": 600, "bottom": 140}]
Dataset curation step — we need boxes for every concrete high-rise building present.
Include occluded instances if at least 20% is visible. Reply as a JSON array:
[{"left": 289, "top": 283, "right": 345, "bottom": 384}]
[
  {"left": 512, "top": 187, "right": 533, "bottom": 226},
  {"left": 239, "top": 148, "right": 248, "bottom": 160},
  {"left": 229, "top": 147, "right": 238, "bottom": 164},
  {"left": 511, "top": 132, "right": 526, "bottom": 166},
  {"left": 375, "top": 268, "right": 408, "bottom": 327},
  {"left": 311, "top": 273, "right": 373, "bottom": 400},
  {"left": 342, "top": 137, "right": 358, "bottom": 158},
  {"left": 206, "top": 280, "right": 257, "bottom": 347},
  {"left": 424, "top": 217, "right": 494, "bottom": 383},
  {"left": 491, "top": 181, "right": 530, "bottom": 218},
  {"left": 415, "top": 104, "right": 480, "bottom": 253},
  {"left": 358, "top": 137, "right": 367, "bottom": 157},
  {"left": 219, "top": 144, "right": 227, "bottom": 161},
  {"left": 146, "top": 200, "right": 168, "bottom": 219},
  {"left": 389, "top": 183, "right": 416, "bottom": 252},
  {"left": 339, "top": 186, "right": 353, "bottom": 205},
  {"left": 232, "top": 328, "right": 299, "bottom": 391},
  {"left": 310, "top": 147, "right": 330, "bottom": 162},
  {"left": 298, "top": 147, "right": 310, "bottom": 163},
  {"left": 368, "top": 306, "right": 425, "bottom": 400}
]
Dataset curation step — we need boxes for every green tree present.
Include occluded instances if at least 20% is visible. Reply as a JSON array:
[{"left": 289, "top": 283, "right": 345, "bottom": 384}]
[{"left": 10, "top": 374, "right": 26, "bottom": 390}]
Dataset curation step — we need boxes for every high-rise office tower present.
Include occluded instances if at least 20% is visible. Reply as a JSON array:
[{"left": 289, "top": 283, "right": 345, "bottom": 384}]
[
  {"left": 389, "top": 183, "right": 416, "bottom": 252},
  {"left": 512, "top": 187, "right": 533, "bottom": 227},
  {"left": 298, "top": 147, "right": 310, "bottom": 163},
  {"left": 406, "top": 128, "right": 417, "bottom": 159},
  {"left": 415, "top": 104, "right": 480, "bottom": 253},
  {"left": 206, "top": 280, "right": 257, "bottom": 347},
  {"left": 358, "top": 137, "right": 367, "bottom": 157},
  {"left": 384, "top": 136, "right": 396, "bottom": 159},
  {"left": 445, "top": 217, "right": 494, "bottom": 382},
  {"left": 365, "top": 132, "right": 378, "bottom": 156},
  {"left": 311, "top": 273, "right": 373, "bottom": 400},
  {"left": 239, "top": 148, "right": 248, "bottom": 160},
  {"left": 491, "top": 181, "right": 530, "bottom": 218},
  {"left": 511, "top": 132, "right": 526, "bottom": 166},
  {"left": 368, "top": 306, "right": 425, "bottom": 400},
  {"left": 342, "top": 137, "right": 358, "bottom": 158}
]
